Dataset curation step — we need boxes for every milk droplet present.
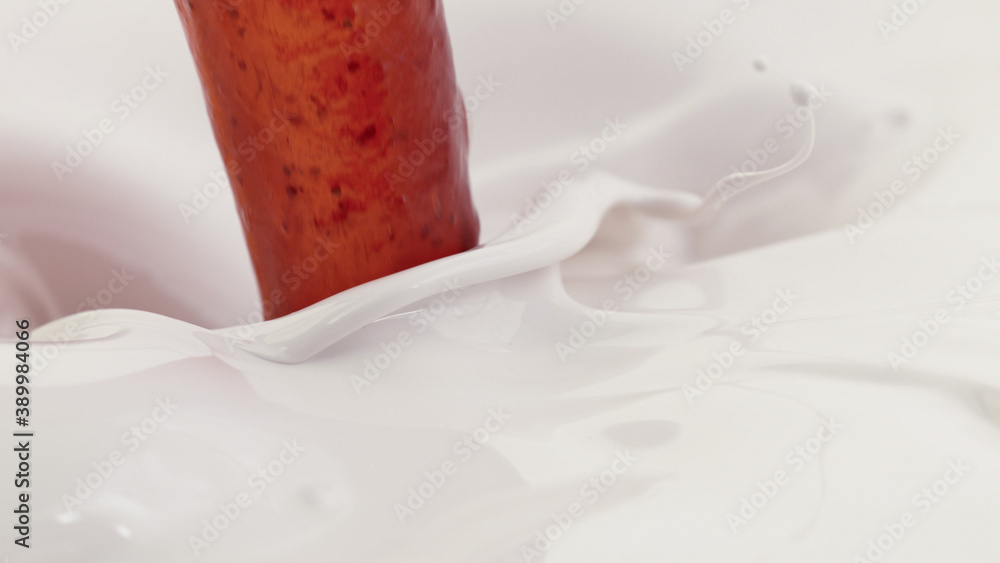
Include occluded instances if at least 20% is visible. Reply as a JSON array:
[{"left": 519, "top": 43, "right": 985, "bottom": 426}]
[
  {"left": 115, "top": 524, "right": 133, "bottom": 539},
  {"left": 790, "top": 80, "right": 818, "bottom": 107},
  {"left": 888, "top": 108, "right": 911, "bottom": 128},
  {"left": 299, "top": 484, "right": 349, "bottom": 512},
  {"left": 752, "top": 56, "right": 769, "bottom": 72},
  {"left": 56, "top": 511, "right": 80, "bottom": 524}
]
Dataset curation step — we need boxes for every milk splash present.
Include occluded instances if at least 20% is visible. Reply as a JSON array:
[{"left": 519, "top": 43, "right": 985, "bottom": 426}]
[{"left": 2, "top": 74, "right": 1000, "bottom": 563}]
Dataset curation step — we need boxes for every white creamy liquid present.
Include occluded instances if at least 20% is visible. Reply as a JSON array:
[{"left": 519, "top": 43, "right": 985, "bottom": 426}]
[{"left": 2, "top": 0, "right": 1000, "bottom": 561}]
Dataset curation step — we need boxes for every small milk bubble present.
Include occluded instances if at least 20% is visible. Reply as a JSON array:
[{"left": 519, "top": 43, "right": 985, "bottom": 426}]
[
  {"left": 789, "top": 80, "right": 817, "bottom": 107},
  {"left": 887, "top": 108, "right": 911, "bottom": 128},
  {"left": 752, "top": 57, "right": 769, "bottom": 72}
]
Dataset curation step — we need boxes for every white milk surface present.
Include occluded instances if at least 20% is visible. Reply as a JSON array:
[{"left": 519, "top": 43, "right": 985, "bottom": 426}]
[{"left": 1, "top": 0, "right": 1000, "bottom": 561}]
